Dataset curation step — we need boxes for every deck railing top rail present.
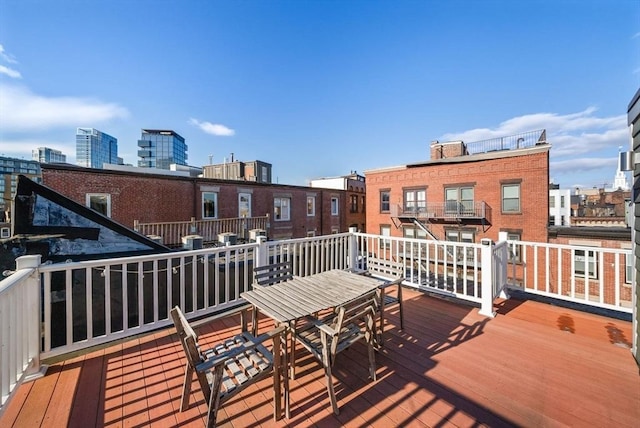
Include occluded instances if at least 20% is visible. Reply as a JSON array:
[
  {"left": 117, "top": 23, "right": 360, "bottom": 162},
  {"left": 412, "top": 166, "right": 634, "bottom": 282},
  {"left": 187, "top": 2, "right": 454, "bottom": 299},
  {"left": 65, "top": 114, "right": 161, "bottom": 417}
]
[{"left": 465, "top": 129, "right": 546, "bottom": 155}]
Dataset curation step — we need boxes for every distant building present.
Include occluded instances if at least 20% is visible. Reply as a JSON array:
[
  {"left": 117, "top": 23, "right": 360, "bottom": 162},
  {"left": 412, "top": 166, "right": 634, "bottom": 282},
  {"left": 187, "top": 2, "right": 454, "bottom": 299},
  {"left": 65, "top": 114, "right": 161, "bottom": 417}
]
[
  {"left": 76, "top": 128, "right": 120, "bottom": 169},
  {"left": 0, "top": 155, "right": 42, "bottom": 228},
  {"left": 610, "top": 147, "right": 631, "bottom": 191},
  {"left": 549, "top": 184, "right": 571, "bottom": 226},
  {"left": 202, "top": 153, "right": 272, "bottom": 183},
  {"left": 137, "top": 129, "right": 188, "bottom": 170},
  {"left": 32, "top": 147, "right": 67, "bottom": 164},
  {"left": 365, "top": 130, "right": 550, "bottom": 244},
  {"left": 310, "top": 171, "right": 367, "bottom": 232}
]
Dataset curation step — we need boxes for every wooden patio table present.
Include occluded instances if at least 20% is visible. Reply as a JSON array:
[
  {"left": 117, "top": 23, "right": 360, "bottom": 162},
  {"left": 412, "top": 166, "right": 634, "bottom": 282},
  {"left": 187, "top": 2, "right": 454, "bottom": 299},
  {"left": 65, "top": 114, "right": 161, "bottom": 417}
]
[{"left": 240, "top": 269, "right": 383, "bottom": 416}]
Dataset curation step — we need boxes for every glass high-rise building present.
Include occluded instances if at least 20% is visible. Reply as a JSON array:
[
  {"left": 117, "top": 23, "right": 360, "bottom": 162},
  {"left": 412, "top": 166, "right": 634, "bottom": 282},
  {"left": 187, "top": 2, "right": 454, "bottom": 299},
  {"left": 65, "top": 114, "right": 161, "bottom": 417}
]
[
  {"left": 32, "top": 147, "right": 67, "bottom": 164},
  {"left": 137, "top": 129, "right": 188, "bottom": 169},
  {"left": 76, "top": 128, "right": 119, "bottom": 169}
]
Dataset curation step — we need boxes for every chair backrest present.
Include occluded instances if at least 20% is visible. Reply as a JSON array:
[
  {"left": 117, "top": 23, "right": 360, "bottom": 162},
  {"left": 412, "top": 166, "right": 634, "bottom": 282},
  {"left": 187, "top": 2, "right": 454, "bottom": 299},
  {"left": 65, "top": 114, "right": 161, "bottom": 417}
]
[
  {"left": 328, "top": 291, "right": 378, "bottom": 357},
  {"left": 254, "top": 261, "right": 293, "bottom": 287},
  {"left": 170, "top": 306, "right": 205, "bottom": 371},
  {"left": 366, "top": 257, "right": 405, "bottom": 282}
]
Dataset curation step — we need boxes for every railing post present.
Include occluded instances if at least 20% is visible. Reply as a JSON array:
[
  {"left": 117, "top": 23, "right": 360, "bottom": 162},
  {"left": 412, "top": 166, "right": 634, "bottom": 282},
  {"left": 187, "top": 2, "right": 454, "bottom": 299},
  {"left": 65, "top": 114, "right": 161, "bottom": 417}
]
[
  {"left": 255, "top": 236, "right": 269, "bottom": 271},
  {"left": 496, "top": 231, "right": 510, "bottom": 299},
  {"left": 348, "top": 227, "right": 359, "bottom": 270},
  {"left": 479, "top": 240, "right": 496, "bottom": 318},
  {"left": 15, "top": 255, "right": 48, "bottom": 381}
]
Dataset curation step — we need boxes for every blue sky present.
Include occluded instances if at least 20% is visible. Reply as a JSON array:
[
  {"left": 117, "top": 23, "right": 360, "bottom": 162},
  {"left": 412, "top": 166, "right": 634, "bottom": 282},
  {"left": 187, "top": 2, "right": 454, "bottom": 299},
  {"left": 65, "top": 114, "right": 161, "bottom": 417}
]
[{"left": 1, "top": 0, "right": 638, "bottom": 189}]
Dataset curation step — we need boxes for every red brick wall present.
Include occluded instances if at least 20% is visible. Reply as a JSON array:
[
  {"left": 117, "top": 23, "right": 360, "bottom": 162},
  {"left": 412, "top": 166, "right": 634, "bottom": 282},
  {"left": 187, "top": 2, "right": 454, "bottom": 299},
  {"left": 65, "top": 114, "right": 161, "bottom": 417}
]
[
  {"left": 365, "top": 148, "right": 550, "bottom": 243},
  {"left": 40, "top": 165, "right": 364, "bottom": 239}
]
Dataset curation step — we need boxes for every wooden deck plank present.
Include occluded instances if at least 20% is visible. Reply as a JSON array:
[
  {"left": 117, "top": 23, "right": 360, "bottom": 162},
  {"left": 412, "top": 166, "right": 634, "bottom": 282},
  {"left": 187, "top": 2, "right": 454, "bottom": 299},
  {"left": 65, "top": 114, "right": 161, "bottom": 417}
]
[{"left": 1, "top": 289, "right": 638, "bottom": 428}]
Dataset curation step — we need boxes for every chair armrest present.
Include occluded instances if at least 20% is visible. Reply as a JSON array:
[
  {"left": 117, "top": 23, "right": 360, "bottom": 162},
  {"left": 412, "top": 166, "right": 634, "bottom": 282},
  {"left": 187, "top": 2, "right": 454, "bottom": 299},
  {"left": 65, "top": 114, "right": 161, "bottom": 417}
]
[
  {"left": 190, "top": 301, "right": 254, "bottom": 329},
  {"left": 378, "top": 277, "right": 405, "bottom": 289},
  {"left": 195, "top": 325, "right": 286, "bottom": 372}
]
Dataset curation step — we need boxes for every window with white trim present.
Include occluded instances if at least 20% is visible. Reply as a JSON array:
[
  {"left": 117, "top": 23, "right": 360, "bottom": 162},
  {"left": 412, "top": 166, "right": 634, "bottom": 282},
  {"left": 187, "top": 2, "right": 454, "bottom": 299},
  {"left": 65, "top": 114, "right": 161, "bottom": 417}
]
[
  {"left": 331, "top": 197, "right": 339, "bottom": 215},
  {"left": 307, "top": 196, "right": 315, "bottom": 216},
  {"left": 574, "top": 249, "right": 598, "bottom": 279},
  {"left": 625, "top": 252, "right": 633, "bottom": 284},
  {"left": 404, "top": 188, "right": 426, "bottom": 213},
  {"left": 380, "top": 225, "right": 391, "bottom": 249},
  {"left": 202, "top": 192, "right": 218, "bottom": 219},
  {"left": 238, "top": 192, "right": 251, "bottom": 218},
  {"left": 502, "top": 183, "right": 521, "bottom": 213},
  {"left": 274, "top": 197, "right": 290, "bottom": 221},
  {"left": 86, "top": 193, "right": 111, "bottom": 217}
]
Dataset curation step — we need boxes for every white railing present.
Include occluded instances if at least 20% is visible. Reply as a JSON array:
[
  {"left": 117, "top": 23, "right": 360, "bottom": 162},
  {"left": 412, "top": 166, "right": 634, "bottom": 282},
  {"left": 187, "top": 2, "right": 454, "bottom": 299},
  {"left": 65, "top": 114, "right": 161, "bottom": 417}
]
[
  {"left": 505, "top": 240, "right": 633, "bottom": 313},
  {"left": 352, "top": 232, "right": 488, "bottom": 307},
  {"left": 0, "top": 256, "right": 44, "bottom": 416},
  {"left": 134, "top": 216, "right": 269, "bottom": 247},
  {"left": 0, "top": 231, "right": 633, "bottom": 415}
]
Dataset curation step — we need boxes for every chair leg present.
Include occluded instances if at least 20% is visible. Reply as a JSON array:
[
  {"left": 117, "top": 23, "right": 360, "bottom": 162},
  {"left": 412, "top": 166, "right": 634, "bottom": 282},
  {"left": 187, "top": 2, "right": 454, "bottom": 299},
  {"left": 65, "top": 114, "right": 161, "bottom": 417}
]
[
  {"left": 378, "top": 289, "right": 386, "bottom": 348},
  {"left": 322, "top": 352, "right": 339, "bottom": 415},
  {"left": 397, "top": 285, "right": 404, "bottom": 330},
  {"left": 180, "top": 363, "right": 193, "bottom": 411},
  {"left": 206, "top": 366, "right": 225, "bottom": 428}
]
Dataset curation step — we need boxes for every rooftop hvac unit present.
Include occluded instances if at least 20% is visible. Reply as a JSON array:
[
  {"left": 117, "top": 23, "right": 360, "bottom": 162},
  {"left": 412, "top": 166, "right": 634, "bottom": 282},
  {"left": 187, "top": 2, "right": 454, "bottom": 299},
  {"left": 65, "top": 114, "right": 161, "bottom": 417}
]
[
  {"left": 218, "top": 232, "right": 237, "bottom": 246},
  {"left": 249, "top": 229, "right": 267, "bottom": 242},
  {"left": 182, "top": 234, "right": 203, "bottom": 250}
]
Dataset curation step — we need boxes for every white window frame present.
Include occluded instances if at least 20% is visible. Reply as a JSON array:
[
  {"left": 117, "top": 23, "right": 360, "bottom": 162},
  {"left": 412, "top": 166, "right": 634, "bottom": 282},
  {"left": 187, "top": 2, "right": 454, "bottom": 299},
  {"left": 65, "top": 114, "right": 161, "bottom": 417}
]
[
  {"left": 307, "top": 196, "right": 316, "bottom": 216},
  {"left": 574, "top": 248, "right": 598, "bottom": 279},
  {"left": 331, "top": 197, "right": 339, "bottom": 216},
  {"left": 0, "top": 227, "right": 10, "bottom": 238},
  {"left": 625, "top": 252, "right": 633, "bottom": 284},
  {"left": 274, "top": 197, "right": 290, "bottom": 221},
  {"left": 202, "top": 192, "right": 218, "bottom": 219},
  {"left": 86, "top": 193, "right": 111, "bottom": 217},
  {"left": 502, "top": 183, "right": 521, "bottom": 213},
  {"left": 238, "top": 192, "right": 251, "bottom": 218}
]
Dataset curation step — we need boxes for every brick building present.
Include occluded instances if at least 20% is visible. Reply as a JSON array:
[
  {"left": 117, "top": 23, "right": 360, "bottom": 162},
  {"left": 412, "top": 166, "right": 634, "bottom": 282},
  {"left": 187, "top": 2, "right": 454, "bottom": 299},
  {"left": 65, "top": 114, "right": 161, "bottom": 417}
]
[
  {"left": 40, "top": 164, "right": 365, "bottom": 240},
  {"left": 364, "top": 132, "right": 550, "bottom": 245}
]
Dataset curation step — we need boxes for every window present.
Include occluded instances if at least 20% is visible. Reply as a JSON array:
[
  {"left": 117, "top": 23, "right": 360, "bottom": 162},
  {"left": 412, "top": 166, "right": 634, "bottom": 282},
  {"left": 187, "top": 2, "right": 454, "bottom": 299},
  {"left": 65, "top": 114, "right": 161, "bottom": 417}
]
[
  {"left": 306, "top": 230, "right": 316, "bottom": 237},
  {"left": 549, "top": 195, "right": 555, "bottom": 208},
  {"left": 445, "top": 229, "right": 475, "bottom": 261},
  {"left": 549, "top": 215, "right": 556, "bottom": 226},
  {"left": 307, "top": 196, "right": 315, "bottom": 216},
  {"left": 350, "top": 195, "right": 358, "bottom": 213},
  {"left": 403, "top": 188, "right": 426, "bottom": 213},
  {"left": 361, "top": 196, "right": 366, "bottom": 213},
  {"left": 560, "top": 215, "right": 565, "bottom": 226},
  {"left": 261, "top": 166, "right": 268, "bottom": 182},
  {"left": 506, "top": 232, "right": 522, "bottom": 262},
  {"left": 403, "top": 226, "right": 427, "bottom": 239},
  {"left": 331, "top": 197, "right": 339, "bottom": 215},
  {"left": 0, "top": 227, "right": 10, "bottom": 238},
  {"left": 560, "top": 195, "right": 565, "bottom": 208},
  {"left": 380, "top": 225, "right": 391, "bottom": 249},
  {"left": 380, "top": 190, "right": 390, "bottom": 212},
  {"left": 274, "top": 197, "right": 290, "bottom": 221},
  {"left": 445, "top": 187, "right": 474, "bottom": 214},
  {"left": 502, "top": 183, "right": 521, "bottom": 213},
  {"left": 574, "top": 249, "right": 598, "bottom": 278},
  {"left": 202, "top": 192, "right": 218, "bottom": 219},
  {"left": 625, "top": 252, "right": 633, "bottom": 284},
  {"left": 86, "top": 193, "right": 111, "bottom": 217},
  {"left": 238, "top": 192, "right": 251, "bottom": 218}
]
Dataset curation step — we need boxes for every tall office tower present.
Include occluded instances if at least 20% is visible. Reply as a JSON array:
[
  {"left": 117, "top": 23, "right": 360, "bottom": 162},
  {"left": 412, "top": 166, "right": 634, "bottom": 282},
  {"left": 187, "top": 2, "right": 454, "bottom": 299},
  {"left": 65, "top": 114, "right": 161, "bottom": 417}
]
[
  {"left": 76, "top": 128, "right": 119, "bottom": 169},
  {"left": 32, "top": 147, "right": 67, "bottom": 164},
  {"left": 137, "top": 129, "right": 188, "bottom": 169}
]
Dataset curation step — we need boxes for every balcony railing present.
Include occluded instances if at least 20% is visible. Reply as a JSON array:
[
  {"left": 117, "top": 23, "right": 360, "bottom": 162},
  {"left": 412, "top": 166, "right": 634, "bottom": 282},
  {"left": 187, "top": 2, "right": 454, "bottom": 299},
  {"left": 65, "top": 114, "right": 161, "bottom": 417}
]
[
  {"left": 134, "top": 216, "right": 269, "bottom": 247},
  {"left": 0, "top": 230, "right": 632, "bottom": 415},
  {"left": 392, "top": 202, "right": 491, "bottom": 222},
  {"left": 465, "top": 129, "right": 546, "bottom": 155}
]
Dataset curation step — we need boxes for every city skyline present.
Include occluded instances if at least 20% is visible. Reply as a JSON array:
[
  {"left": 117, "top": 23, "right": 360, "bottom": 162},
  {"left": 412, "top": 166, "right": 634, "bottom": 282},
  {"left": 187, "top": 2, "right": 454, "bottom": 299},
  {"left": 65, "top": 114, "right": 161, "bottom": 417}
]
[{"left": 0, "top": 0, "right": 638, "bottom": 188}]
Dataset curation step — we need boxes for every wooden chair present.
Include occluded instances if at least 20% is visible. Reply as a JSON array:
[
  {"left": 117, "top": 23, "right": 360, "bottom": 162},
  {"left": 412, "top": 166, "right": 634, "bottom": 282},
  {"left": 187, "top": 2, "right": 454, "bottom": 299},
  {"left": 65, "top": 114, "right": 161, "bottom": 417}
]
[
  {"left": 170, "top": 306, "right": 288, "bottom": 427},
  {"left": 252, "top": 261, "right": 294, "bottom": 334},
  {"left": 364, "top": 257, "right": 406, "bottom": 346},
  {"left": 292, "top": 290, "right": 378, "bottom": 415},
  {"left": 253, "top": 261, "right": 293, "bottom": 288}
]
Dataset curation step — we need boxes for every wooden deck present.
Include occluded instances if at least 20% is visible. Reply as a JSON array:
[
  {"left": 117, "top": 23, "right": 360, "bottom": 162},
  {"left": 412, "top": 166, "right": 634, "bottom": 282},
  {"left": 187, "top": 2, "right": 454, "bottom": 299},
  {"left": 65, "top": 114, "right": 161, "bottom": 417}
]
[{"left": 2, "top": 288, "right": 638, "bottom": 427}]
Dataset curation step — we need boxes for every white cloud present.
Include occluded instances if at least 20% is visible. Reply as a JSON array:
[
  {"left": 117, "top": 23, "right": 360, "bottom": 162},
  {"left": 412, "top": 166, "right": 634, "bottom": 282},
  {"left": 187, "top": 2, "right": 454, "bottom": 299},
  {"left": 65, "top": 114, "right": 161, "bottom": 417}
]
[
  {"left": 189, "top": 118, "right": 235, "bottom": 136},
  {"left": 440, "top": 108, "right": 626, "bottom": 158},
  {"left": 0, "top": 44, "right": 18, "bottom": 64},
  {"left": 0, "top": 83, "right": 129, "bottom": 131},
  {"left": 0, "top": 65, "right": 21, "bottom": 79}
]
